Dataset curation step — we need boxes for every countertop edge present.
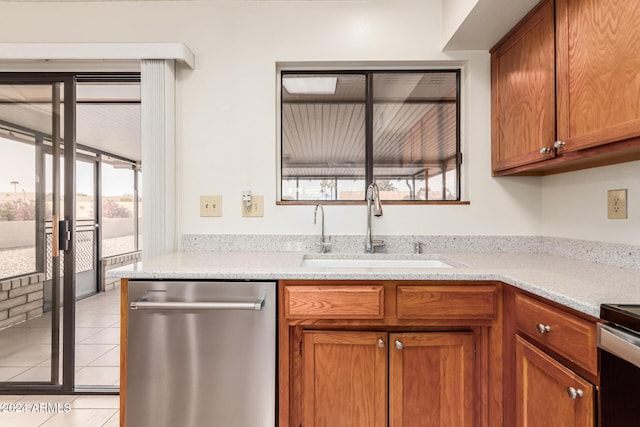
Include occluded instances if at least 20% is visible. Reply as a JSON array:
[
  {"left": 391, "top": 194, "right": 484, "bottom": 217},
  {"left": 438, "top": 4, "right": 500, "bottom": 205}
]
[{"left": 108, "top": 252, "right": 620, "bottom": 318}]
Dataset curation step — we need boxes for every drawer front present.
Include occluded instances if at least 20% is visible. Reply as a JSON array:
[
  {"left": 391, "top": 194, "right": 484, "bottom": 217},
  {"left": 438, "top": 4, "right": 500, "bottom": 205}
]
[
  {"left": 397, "top": 285, "right": 497, "bottom": 320},
  {"left": 284, "top": 285, "right": 384, "bottom": 319},
  {"left": 515, "top": 292, "right": 597, "bottom": 375}
]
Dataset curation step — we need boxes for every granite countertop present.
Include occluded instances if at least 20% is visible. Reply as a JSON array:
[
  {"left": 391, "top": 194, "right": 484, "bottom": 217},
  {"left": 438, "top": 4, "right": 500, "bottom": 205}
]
[{"left": 108, "top": 250, "right": 640, "bottom": 318}]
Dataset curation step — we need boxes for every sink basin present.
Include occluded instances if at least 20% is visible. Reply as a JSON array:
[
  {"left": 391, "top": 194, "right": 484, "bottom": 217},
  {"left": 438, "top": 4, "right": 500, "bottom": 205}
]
[{"left": 301, "top": 258, "right": 454, "bottom": 269}]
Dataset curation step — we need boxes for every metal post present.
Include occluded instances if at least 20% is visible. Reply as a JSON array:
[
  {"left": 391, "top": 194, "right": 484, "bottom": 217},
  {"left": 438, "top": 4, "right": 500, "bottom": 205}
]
[{"left": 62, "top": 77, "right": 77, "bottom": 392}]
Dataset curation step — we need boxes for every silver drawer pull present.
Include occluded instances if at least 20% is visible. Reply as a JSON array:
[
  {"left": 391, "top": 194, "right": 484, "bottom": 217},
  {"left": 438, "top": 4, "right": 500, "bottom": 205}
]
[
  {"left": 566, "top": 386, "right": 584, "bottom": 399},
  {"left": 378, "top": 339, "right": 385, "bottom": 348},
  {"left": 554, "top": 140, "right": 566, "bottom": 149},
  {"left": 395, "top": 340, "right": 404, "bottom": 350},
  {"left": 130, "top": 299, "right": 264, "bottom": 311},
  {"left": 537, "top": 323, "right": 551, "bottom": 334}
]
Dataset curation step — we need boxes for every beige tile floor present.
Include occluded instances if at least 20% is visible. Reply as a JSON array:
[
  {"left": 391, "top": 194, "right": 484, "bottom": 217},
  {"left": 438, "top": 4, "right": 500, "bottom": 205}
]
[
  {"left": 0, "top": 285, "right": 120, "bottom": 425},
  {"left": 0, "top": 284, "right": 120, "bottom": 386}
]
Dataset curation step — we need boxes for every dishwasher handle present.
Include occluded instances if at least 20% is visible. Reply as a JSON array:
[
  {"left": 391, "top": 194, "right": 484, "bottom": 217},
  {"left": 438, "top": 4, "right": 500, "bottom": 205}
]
[{"left": 130, "top": 299, "right": 265, "bottom": 311}]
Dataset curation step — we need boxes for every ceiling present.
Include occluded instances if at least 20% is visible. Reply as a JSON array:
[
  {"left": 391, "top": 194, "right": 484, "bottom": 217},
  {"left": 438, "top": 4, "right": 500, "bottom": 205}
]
[
  {"left": 282, "top": 72, "right": 458, "bottom": 179},
  {"left": 0, "top": 83, "right": 141, "bottom": 162},
  {"left": 443, "top": 0, "right": 540, "bottom": 50}
]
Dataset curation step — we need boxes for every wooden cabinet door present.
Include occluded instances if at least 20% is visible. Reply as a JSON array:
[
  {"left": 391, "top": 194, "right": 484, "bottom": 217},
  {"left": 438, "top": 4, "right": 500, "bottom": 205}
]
[
  {"left": 491, "top": 0, "right": 556, "bottom": 173},
  {"left": 556, "top": 0, "right": 640, "bottom": 152},
  {"left": 302, "top": 331, "right": 387, "bottom": 427},
  {"left": 515, "top": 336, "right": 595, "bottom": 427},
  {"left": 389, "top": 332, "right": 475, "bottom": 427}
]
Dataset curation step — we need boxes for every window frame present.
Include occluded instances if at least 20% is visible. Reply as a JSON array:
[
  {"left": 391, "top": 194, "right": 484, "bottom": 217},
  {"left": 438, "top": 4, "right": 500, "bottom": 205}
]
[{"left": 276, "top": 66, "right": 464, "bottom": 205}]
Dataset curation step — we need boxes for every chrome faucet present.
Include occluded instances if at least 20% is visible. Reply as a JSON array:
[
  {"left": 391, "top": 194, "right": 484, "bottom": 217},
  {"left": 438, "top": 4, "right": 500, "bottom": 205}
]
[
  {"left": 365, "top": 183, "right": 385, "bottom": 253},
  {"left": 313, "top": 204, "right": 332, "bottom": 253}
]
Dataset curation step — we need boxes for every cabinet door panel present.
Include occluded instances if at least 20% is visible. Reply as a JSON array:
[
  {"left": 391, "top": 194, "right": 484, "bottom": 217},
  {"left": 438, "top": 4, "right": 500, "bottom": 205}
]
[
  {"left": 397, "top": 285, "right": 496, "bottom": 320},
  {"left": 556, "top": 0, "right": 640, "bottom": 151},
  {"left": 514, "top": 292, "right": 597, "bottom": 376},
  {"left": 389, "top": 332, "right": 475, "bottom": 427},
  {"left": 285, "top": 285, "right": 384, "bottom": 319},
  {"left": 302, "top": 331, "right": 387, "bottom": 427},
  {"left": 515, "top": 336, "right": 594, "bottom": 427},
  {"left": 491, "top": 0, "right": 556, "bottom": 172}
]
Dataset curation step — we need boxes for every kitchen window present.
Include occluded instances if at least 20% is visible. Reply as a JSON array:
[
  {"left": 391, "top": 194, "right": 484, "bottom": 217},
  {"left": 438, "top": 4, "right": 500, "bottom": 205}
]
[{"left": 279, "top": 69, "right": 461, "bottom": 203}]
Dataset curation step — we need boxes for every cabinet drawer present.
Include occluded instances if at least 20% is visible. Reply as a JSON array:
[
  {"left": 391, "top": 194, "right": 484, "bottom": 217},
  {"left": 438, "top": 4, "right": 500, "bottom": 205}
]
[
  {"left": 284, "top": 285, "right": 384, "bottom": 319},
  {"left": 515, "top": 293, "right": 597, "bottom": 375},
  {"left": 397, "top": 285, "right": 497, "bottom": 320}
]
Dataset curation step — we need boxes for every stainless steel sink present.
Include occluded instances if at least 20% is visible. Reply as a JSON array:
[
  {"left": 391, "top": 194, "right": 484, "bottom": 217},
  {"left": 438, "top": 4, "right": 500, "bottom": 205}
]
[{"left": 301, "top": 258, "right": 454, "bottom": 269}]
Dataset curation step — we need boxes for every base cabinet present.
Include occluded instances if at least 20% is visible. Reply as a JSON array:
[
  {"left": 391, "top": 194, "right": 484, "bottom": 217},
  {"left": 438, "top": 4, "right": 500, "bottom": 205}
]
[
  {"left": 515, "top": 336, "right": 595, "bottom": 427},
  {"left": 505, "top": 289, "right": 598, "bottom": 427},
  {"left": 389, "top": 332, "right": 475, "bottom": 427},
  {"left": 301, "top": 330, "right": 475, "bottom": 427},
  {"left": 301, "top": 331, "right": 475, "bottom": 427},
  {"left": 280, "top": 280, "right": 502, "bottom": 427},
  {"left": 301, "top": 331, "right": 387, "bottom": 427}
]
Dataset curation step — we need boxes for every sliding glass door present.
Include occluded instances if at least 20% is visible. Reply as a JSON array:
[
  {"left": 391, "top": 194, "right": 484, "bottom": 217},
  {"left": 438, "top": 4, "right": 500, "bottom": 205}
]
[
  {"left": 0, "top": 73, "right": 141, "bottom": 393},
  {"left": 0, "top": 75, "right": 77, "bottom": 391}
]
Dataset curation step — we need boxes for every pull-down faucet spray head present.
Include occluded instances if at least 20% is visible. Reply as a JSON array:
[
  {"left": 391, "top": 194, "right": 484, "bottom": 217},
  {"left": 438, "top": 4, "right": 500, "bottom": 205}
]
[
  {"left": 367, "top": 183, "right": 383, "bottom": 217},
  {"left": 365, "top": 183, "right": 385, "bottom": 253}
]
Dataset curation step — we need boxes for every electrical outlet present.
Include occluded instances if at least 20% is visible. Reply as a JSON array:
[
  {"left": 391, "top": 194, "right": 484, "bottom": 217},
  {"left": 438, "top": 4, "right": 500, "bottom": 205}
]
[
  {"left": 200, "top": 195, "right": 222, "bottom": 217},
  {"left": 607, "top": 189, "right": 627, "bottom": 219},
  {"left": 242, "top": 195, "right": 264, "bottom": 217}
]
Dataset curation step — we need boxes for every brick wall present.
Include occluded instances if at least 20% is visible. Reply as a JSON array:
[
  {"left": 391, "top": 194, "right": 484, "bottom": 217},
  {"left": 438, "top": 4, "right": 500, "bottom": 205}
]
[
  {"left": 101, "top": 252, "right": 141, "bottom": 292},
  {"left": 0, "top": 272, "right": 45, "bottom": 330}
]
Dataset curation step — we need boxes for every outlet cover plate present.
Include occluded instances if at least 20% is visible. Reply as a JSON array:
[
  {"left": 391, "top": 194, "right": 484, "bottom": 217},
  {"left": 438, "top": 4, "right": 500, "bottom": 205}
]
[
  {"left": 242, "top": 195, "right": 264, "bottom": 217},
  {"left": 200, "top": 195, "right": 222, "bottom": 217},
  {"left": 607, "top": 189, "right": 627, "bottom": 219}
]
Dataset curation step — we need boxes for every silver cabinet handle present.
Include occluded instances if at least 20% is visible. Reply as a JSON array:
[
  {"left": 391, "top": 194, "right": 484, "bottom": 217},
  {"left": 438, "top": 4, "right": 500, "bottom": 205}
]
[
  {"left": 395, "top": 340, "right": 403, "bottom": 350},
  {"left": 537, "top": 323, "right": 551, "bottom": 334},
  {"left": 566, "top": 387, "right": 584, "bottom": 399},
  {"left": 378, "top": 339, "right": 385, "bottom": 348},
  {"left": 540, "top": 147, "right": 552, "bottom": 154},
  {"left": 554, "top": 140, "right": 566, "bottom": 149},
  {"left": 130, "top": 299, "right": 264, "bottom": 311}
]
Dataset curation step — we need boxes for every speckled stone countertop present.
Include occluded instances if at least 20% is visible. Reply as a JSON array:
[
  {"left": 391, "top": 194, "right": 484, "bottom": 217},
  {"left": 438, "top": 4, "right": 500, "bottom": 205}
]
[{"left": 108, "top": 250, "right": 640, "bottom": 318}]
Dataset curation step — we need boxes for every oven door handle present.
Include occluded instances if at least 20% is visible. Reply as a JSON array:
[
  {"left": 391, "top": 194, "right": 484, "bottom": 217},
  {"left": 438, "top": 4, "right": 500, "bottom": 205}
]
[{"left": 598, "top": 323, "right": 640, "bottom": 369}]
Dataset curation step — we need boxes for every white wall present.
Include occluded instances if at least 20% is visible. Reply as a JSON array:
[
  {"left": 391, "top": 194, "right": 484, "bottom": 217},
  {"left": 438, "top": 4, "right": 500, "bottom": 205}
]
[
  {"left": 0, "top": 0, "right": 543, "bottom": 238},
  {"left": 542, "top": 161, "right": 640, "bottom": 245}
]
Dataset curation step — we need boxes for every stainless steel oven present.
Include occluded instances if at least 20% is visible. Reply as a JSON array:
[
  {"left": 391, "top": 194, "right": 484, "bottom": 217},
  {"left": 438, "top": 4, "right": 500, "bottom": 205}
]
[{"left": 598, "top": 304, "right": 640, "bottom": 427}]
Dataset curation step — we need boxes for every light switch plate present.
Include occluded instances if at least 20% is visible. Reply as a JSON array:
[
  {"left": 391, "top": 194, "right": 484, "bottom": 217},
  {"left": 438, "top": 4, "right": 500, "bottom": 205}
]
[
  {"left": 200, "top": 195, "right": 222, "bottom": 217},
  {"left": 242, "top": 195, "right": 264, "bottom": 217},
  {"left": 607, "top": 189, "right": 627, "bottom": 219}
]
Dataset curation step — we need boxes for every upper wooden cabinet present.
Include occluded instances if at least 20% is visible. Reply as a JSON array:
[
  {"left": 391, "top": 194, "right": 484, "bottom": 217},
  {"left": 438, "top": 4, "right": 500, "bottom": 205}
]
[
  {"left": 491, "top": 0, "right": 640, "bottom": 175},
  {"left": 491, "top": 0, "right": 556, "bottom": 172},
  {"left": 556, "top": 0, "right": 640, "bottom": 152}
]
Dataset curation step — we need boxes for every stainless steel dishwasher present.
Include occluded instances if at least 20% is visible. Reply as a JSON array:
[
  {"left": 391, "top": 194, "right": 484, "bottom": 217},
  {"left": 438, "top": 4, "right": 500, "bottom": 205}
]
[{"left": 126, "top": 280, "right": 276, "bottom": 427}]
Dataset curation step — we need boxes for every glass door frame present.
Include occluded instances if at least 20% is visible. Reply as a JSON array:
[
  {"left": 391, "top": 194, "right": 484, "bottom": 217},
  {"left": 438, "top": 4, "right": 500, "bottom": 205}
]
[{"left": 0, "top": 73, "right": 77, "bottom": 394}]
